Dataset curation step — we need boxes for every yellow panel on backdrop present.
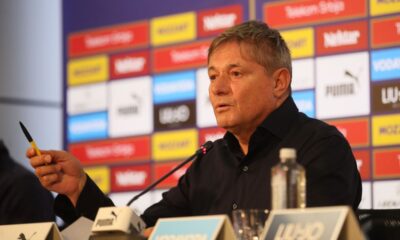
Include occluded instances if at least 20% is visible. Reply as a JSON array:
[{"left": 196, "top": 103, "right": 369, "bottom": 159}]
[
  {"left": 68, "top": 55, "right": 108, "bottom": 86},
  {"left": 281, "top": 28, "right": 314, "bottom": 59},
  {"left": 151, "top": 12, "right": 196, "bottom": 46},
  {"left": 152, "top": 129, "right": 198, "bottom": 161},
  {"left": 372, "top": 114, "right": 400, "bottom": 147},
  {"left": 370, "top": 0, "right": 400, "bottom": 16},
  {"left": 85, "top": 166, "right": 110, "bottom": 194}
]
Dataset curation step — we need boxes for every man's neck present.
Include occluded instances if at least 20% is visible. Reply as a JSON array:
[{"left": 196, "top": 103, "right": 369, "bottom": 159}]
[{"left": 232, "top": 128, "right": 255, "bottom": 155}]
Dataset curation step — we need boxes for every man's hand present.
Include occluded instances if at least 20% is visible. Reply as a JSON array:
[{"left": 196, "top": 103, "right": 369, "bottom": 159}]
[{"left": 27, "top": 148, "right": 87, "bottom": 206}]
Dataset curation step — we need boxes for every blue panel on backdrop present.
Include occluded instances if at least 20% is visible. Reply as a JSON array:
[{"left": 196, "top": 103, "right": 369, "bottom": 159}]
[
  {"left": 153, "top": 71, "right": 196, "bottom": 104},
  {"left": 371, "top": 48, "right": 400, "bottom": 82},
  {"left": 293, "top": 90, "right": 315, "bottom": 118},
  {"left": 67, "top": 112, "right": 108, "bottom": 142}
]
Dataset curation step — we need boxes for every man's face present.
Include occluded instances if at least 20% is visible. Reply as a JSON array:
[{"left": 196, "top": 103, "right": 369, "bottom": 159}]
[{"left": 208, "top": 41, "right": 279, "bottom": 135}]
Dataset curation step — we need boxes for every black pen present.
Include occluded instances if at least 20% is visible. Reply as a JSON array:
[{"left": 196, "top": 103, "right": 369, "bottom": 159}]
[{"left": 19, "top": 121, "right": 42, "bottom": 156}]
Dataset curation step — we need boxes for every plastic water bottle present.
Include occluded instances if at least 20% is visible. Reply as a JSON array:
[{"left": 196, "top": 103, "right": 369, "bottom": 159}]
[{"left": 271, "top": 148, "right": 306, "bottom": 209}]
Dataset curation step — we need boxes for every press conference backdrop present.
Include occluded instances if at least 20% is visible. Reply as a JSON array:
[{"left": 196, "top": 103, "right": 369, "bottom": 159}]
[{"left": 63, "top": 0, "right": 400, "bottom": 214}]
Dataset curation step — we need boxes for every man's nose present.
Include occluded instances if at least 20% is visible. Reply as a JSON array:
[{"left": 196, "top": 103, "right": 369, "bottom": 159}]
[{"left": 210, "top": 74, "right": 230, "bottom": 95}]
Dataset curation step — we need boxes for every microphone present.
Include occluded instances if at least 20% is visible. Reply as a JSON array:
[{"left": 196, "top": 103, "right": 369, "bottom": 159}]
[
  {"left": 126, "top": 140, "right": 214, "bottom": 206},
  {"left": 90, "top": 141, "right": 214, "bottom": 239}
]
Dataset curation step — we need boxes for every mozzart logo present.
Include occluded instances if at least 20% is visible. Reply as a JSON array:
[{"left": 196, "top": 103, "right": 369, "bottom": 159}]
[
  {"left": 372, "top": 114, "right": 400, "bottom": 146},
  {"left": 85, "top": 166, "right": 110, "bottom": 193},
  {"left": 372, "top": 81, "right": 400, "bottom": 113},
  {"left": 152, "top": 129, "right": 198, "bottom": 161},
  {"left": 153, "top": 71, "right": 196, "bottom": 104},
  {"left": 109, "top": 76, "right": 153, "bottom": 137},
  {"left": 281, "top": 28, "right": 314, "bottom": 59},
  {"left": 371, "top": 48, "right": 400, "bottom": 81},
  {"left": 370, "top": 0, "right": 400, "bottom": 16},
  {"left": 316, "top": 52, "right": 370, "bottom": 119},
  {"left": 68, "top": 55, "right": 109, "bottom": 86},
  {"left": 151, "top": 12, "right": 196, "bottom": 46}
]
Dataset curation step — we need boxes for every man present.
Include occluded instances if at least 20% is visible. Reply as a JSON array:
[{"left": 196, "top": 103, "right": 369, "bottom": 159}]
[
  {"left": 0, "top": 140, "right": 54, "bottom": 224},
  {"left": 28, "top": 21, "right": 361, "bottom": 228}
]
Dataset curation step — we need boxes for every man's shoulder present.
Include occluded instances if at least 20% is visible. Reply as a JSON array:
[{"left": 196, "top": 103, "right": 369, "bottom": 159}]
[{"left": 287, "top": 112, "right": 348, "bottom": 148}]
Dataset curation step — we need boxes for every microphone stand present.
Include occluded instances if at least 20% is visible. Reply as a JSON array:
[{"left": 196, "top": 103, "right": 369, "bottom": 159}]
[{"left": 126, "top": 141, "right": 213, "bottom": 206}]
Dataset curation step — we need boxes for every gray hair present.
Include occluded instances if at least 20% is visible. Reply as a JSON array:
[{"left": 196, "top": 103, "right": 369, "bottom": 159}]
[{"left": 208, "top": 20, "right": 292, "bottom": 77}]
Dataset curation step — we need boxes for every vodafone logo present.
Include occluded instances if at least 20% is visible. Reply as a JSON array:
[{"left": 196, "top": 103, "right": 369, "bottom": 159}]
[
  {"left": 115, "top": 170, "right": 147, "bottom": 186},
  {"left": 114, "top": 56, "right": 145, "bottom": 74},
  {"left": 324, "top": 30, "right": 360, "bottom": 48},
  {"left": 203, "top": 13, "right": 237, "bottom": 31}
]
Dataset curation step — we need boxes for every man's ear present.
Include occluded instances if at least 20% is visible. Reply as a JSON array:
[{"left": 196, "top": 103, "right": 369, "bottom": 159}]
[{"left": 272, "top": 68, "right": 291, "bottom": 98}]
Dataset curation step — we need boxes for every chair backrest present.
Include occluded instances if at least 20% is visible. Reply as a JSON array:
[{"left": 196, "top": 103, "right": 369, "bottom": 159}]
[{"left": 357, "top": 209, "right": 400, "bottom": 240}]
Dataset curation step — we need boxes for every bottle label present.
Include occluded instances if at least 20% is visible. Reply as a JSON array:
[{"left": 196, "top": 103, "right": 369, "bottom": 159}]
[{"left": 272, "top": 171, "right": 287, "bottom": 209}]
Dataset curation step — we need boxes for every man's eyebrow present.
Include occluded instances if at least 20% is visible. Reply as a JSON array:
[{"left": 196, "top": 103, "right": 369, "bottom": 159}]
[{"left": 208, "top": 63, "right": 241, "bottom": 72}]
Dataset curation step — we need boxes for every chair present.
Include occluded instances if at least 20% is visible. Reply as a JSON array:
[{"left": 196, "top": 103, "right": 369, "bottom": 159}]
[{"left": 357, "top": 209, "right": 400, "bottom": 240}]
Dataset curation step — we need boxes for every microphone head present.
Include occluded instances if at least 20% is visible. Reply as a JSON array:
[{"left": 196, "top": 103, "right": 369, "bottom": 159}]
[{"left": 198, "top": 141, "right": 214, "bottom": 156}]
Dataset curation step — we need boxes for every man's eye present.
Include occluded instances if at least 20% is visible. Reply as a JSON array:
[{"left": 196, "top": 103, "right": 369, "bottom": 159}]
[
  {"left": 232, "top": 71, "right": 241, "bottom": 77},
  {"left": 209, "top": 75, "right": 216, "bottom": 81}
]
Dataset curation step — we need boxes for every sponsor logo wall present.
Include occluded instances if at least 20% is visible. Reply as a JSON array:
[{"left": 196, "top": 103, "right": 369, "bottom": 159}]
[
  {"left": 64, "top": 0, "right": 400, "bottom": 211},
  {"left": 261, "top": 0, "right": 400, "bottom": 209}
]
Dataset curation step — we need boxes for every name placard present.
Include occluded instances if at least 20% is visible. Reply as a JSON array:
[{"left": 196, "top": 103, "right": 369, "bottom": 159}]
[
  {"left": 261, "top": 206, "right": 364, "bottom": 240},
  {"left": 0, "top": 222, "right": 62, "bottom": 240},
  {"left": 149, "top": 215, "right": 235, "bottom": 240}
]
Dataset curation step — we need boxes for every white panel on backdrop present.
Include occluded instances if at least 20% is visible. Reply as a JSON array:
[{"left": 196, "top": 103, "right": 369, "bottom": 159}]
[
  {"left": 316, "top": 52, "right": 370, "bottom": 119},
  {"left": 373, "top": 180, "right": 400, "bottom": 209},
  {"left": 291, "top": 58, "right": 314, "bottom": 90},
  {"left": 67, "top": 83, "right": 107, "bottom": 115},
  {"left": 359, "top": 181, "right": 372, "bottom": 209},
  {"left": 196, "top": 68, "right": 217, "bottom": 128},
  {"left": 109, "top": 76, "right": 153, "bottom": 137}
]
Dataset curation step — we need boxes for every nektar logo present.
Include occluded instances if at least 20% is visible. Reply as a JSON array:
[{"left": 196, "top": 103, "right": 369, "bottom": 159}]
[
  {"left": 203, "top": 13, "right": 237, "bottom": 31},
  {"left": 323, "top": 30, "right": 360, "bottom": 48}
]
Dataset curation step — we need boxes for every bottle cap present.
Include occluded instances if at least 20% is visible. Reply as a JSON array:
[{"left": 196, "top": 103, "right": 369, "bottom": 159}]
[{"left": 280, "top": 148, "right": 296, "bottom": 159}]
